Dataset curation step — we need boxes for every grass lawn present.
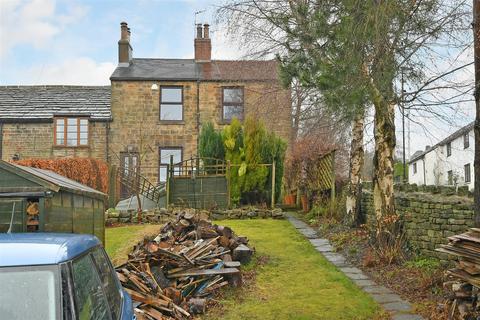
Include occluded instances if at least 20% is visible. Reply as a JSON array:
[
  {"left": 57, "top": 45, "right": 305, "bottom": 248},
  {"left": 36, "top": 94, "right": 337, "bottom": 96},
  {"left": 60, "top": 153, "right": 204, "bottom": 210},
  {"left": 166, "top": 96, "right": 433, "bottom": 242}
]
[
  {"left": 203, "top": 219, "right": 382, "bottom": 320},
  {"left": 105, "top": 224, "right": 162, "bottom": 265},
  {"left": 105, "top": 220, "right": 382, "bottom": 319}
]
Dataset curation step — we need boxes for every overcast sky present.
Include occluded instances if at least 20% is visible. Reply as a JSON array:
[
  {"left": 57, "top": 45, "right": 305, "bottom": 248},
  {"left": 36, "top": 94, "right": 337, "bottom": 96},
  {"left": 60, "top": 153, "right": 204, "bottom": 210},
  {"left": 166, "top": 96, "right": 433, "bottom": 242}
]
[{"left": 0, "top": 0, "right": 476, "bottom": 157}]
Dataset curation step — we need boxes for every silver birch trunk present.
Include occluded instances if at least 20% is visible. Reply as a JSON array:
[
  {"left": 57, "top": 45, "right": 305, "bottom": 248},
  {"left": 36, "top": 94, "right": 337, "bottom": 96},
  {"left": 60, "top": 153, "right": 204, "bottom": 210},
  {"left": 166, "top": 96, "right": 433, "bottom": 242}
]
[
  {"left": 372, "top": 99, "right": 396, "bottom": 226},
  {"left": 345, "top": 111, "right": 365, "bottom": 226}
]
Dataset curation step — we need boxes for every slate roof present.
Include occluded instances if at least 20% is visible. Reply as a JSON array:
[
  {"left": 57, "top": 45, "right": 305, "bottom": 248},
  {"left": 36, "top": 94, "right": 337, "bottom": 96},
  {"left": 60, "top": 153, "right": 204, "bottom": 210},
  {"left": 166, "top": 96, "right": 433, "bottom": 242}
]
[
  {"left": 0, "top": 86, "right": 111, "bottom": 122},
  {"left": 110, "top": 58, "right": 279, "bottom": 81},
  {"left": 409, "top": 121, "right": 475, "bottom": 163}
]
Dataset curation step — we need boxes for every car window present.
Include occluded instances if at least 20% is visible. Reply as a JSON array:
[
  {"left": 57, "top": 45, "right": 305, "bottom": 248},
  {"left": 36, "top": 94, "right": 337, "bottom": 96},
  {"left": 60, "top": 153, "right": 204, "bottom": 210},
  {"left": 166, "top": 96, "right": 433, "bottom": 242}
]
[
  {"left": 91, "top": 247, "right": 122, "bottom": 319},
  {"left": 72, "top": 253, "right": 111, "bottom": 320},
  {"left": 0, "top": 265, "right": 59, "bottom": 320}
]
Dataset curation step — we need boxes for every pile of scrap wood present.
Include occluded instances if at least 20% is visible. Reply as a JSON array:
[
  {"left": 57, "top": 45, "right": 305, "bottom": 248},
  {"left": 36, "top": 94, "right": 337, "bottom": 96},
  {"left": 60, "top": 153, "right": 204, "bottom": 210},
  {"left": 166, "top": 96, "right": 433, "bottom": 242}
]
[
  {"left": 437, "top": 228, "right": 480, "bottom": 319},
  {"left": 116, "top": 210, "right": 254, "bottom": 319}
]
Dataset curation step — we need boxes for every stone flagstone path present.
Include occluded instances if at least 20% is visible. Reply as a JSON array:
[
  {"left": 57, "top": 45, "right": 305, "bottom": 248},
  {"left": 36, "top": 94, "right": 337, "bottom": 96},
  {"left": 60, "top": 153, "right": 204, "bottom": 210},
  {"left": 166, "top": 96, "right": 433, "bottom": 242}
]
[{"left": 286, "top": 214, "right": 424, "bottom": 320}]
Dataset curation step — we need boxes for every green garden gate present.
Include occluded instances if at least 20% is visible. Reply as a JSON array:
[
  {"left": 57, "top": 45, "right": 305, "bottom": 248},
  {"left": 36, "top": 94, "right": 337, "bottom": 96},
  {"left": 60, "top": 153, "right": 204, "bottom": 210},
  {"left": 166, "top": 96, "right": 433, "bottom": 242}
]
[{"left": 167, "top": 157, "right": 229, "bottom": 209}]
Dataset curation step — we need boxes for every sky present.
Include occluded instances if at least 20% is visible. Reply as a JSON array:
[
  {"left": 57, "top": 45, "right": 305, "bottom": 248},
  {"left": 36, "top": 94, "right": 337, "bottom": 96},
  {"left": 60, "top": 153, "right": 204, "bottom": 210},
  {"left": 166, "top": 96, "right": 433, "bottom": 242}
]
[
  {"left": 0, "top": 0, "right": 241, "bottom": 85},
  {"left": 0, "top": 0, "right": 476, "bottom": 157}
]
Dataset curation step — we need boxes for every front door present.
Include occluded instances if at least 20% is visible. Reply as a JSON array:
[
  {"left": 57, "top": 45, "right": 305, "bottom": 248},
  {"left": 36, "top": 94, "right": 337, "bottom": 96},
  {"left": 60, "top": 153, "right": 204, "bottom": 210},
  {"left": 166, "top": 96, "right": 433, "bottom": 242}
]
[{"left": 119, "top": 152, "right": 139, "bottom": 199}]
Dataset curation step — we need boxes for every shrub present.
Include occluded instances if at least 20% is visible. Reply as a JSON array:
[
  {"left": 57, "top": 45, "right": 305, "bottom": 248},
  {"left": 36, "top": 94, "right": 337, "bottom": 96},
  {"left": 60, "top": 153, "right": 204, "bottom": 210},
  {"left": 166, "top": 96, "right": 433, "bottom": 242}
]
[
  {"left": 223, "top": 118, "right": 246, "bottom": 204},
  {"left": 199, "top": 122, "right": 225, "bottom": 168},
  {"left": 15, "top": 158, "right": 109, "bottom": 193},
  {"left": 243, "top": 117, "right": 269, "bottom": 194}
]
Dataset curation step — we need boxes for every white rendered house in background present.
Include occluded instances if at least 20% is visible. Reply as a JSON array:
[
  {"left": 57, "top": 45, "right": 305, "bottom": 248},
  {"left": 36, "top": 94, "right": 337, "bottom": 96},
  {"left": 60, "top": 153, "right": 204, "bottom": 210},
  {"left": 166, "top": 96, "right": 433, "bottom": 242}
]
[{"left": 408, "top": 122, "right": 475, "bottom": 191}]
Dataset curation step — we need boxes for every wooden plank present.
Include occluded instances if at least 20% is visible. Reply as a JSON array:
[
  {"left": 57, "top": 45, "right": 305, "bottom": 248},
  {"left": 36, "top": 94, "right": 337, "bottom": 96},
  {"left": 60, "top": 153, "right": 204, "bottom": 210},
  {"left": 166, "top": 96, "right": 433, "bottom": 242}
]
[{"left": 167, "top": 267, "right": 240, "bottom": 278}]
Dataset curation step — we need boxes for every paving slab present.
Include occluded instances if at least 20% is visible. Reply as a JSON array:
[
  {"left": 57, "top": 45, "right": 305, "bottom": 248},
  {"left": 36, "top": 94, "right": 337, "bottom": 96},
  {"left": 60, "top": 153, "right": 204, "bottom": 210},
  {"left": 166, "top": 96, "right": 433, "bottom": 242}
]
[
  {"left": 362, "top": 285, "right": 394, "bottom": 295},
  {"left": 352, "top": 279, "right": 376, "bottom": 287},
  {"left": 297, "top": 228, "right": 318, "bottom": 238},
  {"left": 370, "top": 293, "right": 402, "bottom": 304},
  {"left": 315, "top": 244, "right": 334, "bottom": 252},
  {"left": 344, "top": 271, "right": 369, "bottom": 280},
  {"left": 287, "top": 218, "right": 309, "bottom": 229},
  {"left": 339, "top": 267, "right": 364, "bottom": 274},
  {"left": 309, "top": 238, "right": 330, "bottom": 246},
  {"left": 392, "top": 314, "right": 424, "bottom": 320},
  {"left": 383, "top": 301, "right": 413, "bottom": 312}
]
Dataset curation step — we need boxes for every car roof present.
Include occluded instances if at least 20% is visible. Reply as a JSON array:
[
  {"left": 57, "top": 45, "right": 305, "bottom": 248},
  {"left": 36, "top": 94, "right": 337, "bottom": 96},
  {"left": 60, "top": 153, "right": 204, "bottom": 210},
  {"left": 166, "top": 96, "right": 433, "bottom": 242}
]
[{"left": 0, "top": 233, "right": 101, "bottom": 267}]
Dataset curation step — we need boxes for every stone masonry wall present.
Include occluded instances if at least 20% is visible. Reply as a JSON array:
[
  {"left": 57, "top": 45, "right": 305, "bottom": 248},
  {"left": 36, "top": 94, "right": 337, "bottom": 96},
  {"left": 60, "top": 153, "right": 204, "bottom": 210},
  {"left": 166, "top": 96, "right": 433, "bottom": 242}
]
[
  {"left": 1, "top": 121, "right": 108, "bottom": 161},
  {"left": 361, "top": 187, "right": 475, "bottom": 263},
  {"left": 109, "top": 80, "right": 292, "bottom": 185}
]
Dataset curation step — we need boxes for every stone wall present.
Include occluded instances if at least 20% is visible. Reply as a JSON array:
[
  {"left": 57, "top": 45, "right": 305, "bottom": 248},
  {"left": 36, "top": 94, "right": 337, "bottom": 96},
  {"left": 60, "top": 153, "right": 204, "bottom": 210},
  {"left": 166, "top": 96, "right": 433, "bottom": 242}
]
[
  {"left": 109, "top": 80, "right": 291, "bottom": 185},
  {"left": 361, "top": 186, "right": 475, "bottom": 262},
  {"left": 1, "top": 121, "right": 108, "bottom": 161}
]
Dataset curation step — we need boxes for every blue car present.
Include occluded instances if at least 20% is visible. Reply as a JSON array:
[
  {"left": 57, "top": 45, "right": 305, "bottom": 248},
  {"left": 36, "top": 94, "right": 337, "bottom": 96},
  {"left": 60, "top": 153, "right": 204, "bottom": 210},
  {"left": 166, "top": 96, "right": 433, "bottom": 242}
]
[{"left": 0, "top": 233, "right": 134, "bottom": 320}]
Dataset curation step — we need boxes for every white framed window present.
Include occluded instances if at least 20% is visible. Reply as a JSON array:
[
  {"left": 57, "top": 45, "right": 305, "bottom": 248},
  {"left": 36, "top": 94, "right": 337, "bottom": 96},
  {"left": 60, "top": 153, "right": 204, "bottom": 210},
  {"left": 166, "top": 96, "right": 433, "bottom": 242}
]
[
  {"left": 465, "top": 163, "right": 471, "bottom": 183},
  {"left": 158, "top": 147, "right": 183, "bottom": 182},
  {"left": 160, "top": 87, "right": 183, "bottom": 121},
  {"left": 222, "top": 87, "right": 244, "bottom": 122}
]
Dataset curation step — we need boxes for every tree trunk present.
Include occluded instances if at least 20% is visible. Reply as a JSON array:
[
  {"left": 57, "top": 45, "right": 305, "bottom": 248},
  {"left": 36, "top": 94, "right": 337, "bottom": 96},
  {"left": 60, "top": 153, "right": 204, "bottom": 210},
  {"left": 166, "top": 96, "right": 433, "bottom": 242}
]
[
  {"left": 473, "top": 0, "right": 480, "bottom": 227},
  {"left": 346, "top": 111, "right": 365, "bottom": 226},
  {"left": 372, "top": 99, "right": 396, "bottom": 224}
]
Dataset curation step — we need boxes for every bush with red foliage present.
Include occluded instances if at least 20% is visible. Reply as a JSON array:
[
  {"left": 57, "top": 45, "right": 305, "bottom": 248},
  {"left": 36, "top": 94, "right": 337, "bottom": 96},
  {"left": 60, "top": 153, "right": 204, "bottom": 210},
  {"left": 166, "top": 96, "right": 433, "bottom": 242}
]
[{"left": 15, "top": 158, "right": 109, "bottom": 193}]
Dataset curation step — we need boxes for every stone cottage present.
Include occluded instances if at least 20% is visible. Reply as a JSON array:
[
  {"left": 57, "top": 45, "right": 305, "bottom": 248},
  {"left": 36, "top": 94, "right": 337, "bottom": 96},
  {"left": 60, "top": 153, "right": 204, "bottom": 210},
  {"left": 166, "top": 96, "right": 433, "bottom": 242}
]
[{"left": 0, "top": 22, "right": 292, "bottom": 188}]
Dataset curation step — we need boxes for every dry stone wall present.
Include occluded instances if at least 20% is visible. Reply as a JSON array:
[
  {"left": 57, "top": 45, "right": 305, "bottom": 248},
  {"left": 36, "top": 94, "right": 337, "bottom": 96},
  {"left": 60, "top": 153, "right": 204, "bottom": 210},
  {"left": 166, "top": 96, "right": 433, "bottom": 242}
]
[{"left": 361, "top": 185, "right": 475, "bottom": 263}]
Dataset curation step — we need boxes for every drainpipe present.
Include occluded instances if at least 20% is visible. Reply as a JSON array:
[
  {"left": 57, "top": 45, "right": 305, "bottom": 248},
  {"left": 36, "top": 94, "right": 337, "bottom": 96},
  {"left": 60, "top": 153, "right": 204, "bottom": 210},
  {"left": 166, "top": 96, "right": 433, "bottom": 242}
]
[
  {"left": 106, "top": 121, "right": 110, "bottom": 162},
  {"left": 196, "top": 79, "right": 200, "bottom": 157},
  {"left": 422, "top": 157, "right": 426, "bottom": 185},
  {"left": 0, "top": 123, "right": 3, "bottom": 160}
]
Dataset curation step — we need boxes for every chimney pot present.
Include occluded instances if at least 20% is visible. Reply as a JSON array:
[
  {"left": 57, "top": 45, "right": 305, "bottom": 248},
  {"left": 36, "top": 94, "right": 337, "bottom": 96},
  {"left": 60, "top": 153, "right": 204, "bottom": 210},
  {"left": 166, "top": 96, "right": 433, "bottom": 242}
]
[
  {"left": 194, "top": 22, "right": 211, "bottom": 62},
  {"left": 203, "top": 24, "right": 210, "bottom": 38},
  {"left": 120, "top": 22, "right": 128, "bottom": 41},
  {"left": 118, "top": 21, "right": 133, "bottom": 65},
  {"left": 196, "top": 24, "right": 203, "bottom": 38}
]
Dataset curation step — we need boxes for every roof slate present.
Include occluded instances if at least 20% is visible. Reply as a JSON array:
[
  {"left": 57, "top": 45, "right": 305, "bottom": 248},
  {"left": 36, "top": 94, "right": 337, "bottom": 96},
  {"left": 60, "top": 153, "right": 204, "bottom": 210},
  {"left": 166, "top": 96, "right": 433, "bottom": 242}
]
[
  {"left": 110, "top": 58, "right": 279, "bottom": 81},
  {"left": 0, "top": 86, "right": 111, "bottom": 122}
]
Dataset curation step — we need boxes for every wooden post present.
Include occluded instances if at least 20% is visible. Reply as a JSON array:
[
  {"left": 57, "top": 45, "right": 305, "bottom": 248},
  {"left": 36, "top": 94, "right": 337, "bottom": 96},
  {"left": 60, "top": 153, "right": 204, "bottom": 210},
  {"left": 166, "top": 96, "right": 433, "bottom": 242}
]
[
  {"left": 165, "top": 163, "right": 170, "bottom": 207},
  {"left": 271, "top": 159, "right": 276, "bottom": 208},
  {"left": 108, "top": 165, "right": 118, "bottom": 208},
  {"left": 227, "top": 160, "right": 231, "bottom": 208},
  {"left": 473, "top": 0, "right": 480, "bottom": 226},
  {"left": 168, "top": 155, "right": 174, "bottom": 207},
  {"left": 331, "top": 151, "right": 336, "bottom": 203}
]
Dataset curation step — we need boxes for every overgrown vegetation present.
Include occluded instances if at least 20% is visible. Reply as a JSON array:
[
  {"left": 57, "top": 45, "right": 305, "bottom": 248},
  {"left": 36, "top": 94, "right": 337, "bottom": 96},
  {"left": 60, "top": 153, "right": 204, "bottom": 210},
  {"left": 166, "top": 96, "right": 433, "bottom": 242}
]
[{"left": 199, "top": 118, "right": 286, "bottom": 206}]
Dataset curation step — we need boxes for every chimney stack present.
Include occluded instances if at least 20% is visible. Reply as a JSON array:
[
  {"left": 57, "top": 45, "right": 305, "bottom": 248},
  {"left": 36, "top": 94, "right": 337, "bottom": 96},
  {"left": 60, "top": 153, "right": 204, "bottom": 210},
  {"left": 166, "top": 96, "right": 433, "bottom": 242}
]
[
  {"left": 118, "top": 22, "right": 133, "bottom": 66},
  {"left": 194, "top": 23, "right": 211, "bottom": 62}
]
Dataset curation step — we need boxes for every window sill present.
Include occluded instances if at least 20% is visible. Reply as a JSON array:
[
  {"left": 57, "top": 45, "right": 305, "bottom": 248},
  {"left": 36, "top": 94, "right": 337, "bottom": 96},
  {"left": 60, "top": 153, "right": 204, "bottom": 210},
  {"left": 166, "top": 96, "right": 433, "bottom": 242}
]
[
  {"left": 53, "top": 145, "right": 90, "bottom": 149},
  {"left": 158, "top": 120, "right": 185, "bottom": 125}
]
